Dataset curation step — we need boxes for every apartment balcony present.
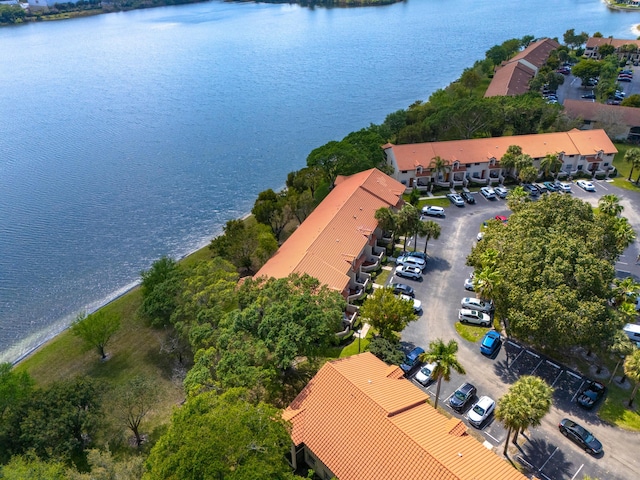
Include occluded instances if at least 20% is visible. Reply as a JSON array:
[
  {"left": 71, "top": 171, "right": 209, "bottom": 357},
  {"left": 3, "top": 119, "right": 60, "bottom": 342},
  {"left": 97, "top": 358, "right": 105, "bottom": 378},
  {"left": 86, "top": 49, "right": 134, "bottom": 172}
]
[
  {"left": 361, "top": 250, "right": 384, "bottom": 273},
  {"left": 347, "top": 275, "right": 370, "bottom": 303}
]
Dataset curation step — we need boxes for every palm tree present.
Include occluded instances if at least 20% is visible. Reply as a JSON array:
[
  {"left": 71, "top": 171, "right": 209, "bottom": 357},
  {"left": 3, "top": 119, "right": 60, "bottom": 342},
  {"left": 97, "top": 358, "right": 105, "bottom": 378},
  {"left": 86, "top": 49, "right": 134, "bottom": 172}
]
[
  {"left": 598, "top": 194, "right": 623, "bottom": 216},
  {"left": 474, "top": 265, "right": 502, "bottom": 303},
  {"left": 624, "top": 148, "right": 640, "bottom": 181},
  {"left": 612, "top": 217, "right": 637, "bottom": 253},
  {"left": 506, "top": 185, "right": 529, "bottom": 211},
  {"left": 539, "top": 153, "right": 562, "bottom": 180},
  {"left": 396, "top": 204, "right": 421, "bottom": 252},
  {"left": 495, "top": 376, "right": 553, "bottom": 454},
  {"left": 418, "top": 220, "right": 441, "bottom": 254},
  {"left": 500, "top": 145, "right": 522, "bottom": 180},
  {"left": 609, "top": 330, "right": 635, "bottom": 385},
  {"left": 428, "top": 156, "right": 451, "bottom": 185},
  {"left": 419, "top": 339, "right": 465, "bottom": 409},
  {"left": 612, "top": 276, "right": 640, "bottom": 307},
  {"left": 375, "top": 207, "right": 398, "bottom": 255},
  {"left": 624, "top": 349, "right": 640, "bottom": 407}
]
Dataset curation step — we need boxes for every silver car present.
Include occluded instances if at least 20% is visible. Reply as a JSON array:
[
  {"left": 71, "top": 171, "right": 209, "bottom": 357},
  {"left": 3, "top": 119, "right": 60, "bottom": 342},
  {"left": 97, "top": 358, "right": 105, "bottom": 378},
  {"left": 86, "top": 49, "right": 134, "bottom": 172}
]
[
  {"left": 396, "top": 254, "right": 426, "bottom": 271},
  {"left": 461, "top": 297, "right": 494, "bottom": 313},
  {"left": 395, "top": 265, "right": 422, "bottom": 280},
  {"left": 458, "top": 309, "right": 491, "bottom": 327},
  {"left": 494, "top": 186, "right": 508, "bottom": 198},
  {"left": 480, "top": 187, "right": 496, "bottom": 199},
  {"left": 446, "top": 193, "right": 465, "bottom": 206}
]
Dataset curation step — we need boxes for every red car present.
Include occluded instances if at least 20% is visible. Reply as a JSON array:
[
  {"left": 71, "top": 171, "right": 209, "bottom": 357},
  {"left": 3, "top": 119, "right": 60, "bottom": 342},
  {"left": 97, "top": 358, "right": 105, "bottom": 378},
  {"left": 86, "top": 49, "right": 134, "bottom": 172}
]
[{"left": 495, "top": 215, "right": 508, "bottom": 223}]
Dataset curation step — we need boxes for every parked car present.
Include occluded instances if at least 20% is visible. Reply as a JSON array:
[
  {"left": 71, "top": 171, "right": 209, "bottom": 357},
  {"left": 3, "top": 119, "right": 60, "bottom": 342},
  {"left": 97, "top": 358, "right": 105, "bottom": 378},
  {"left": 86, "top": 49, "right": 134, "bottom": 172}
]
[
  {"left": 533, "top": 183, "right": 547, "bottom": 193},
  {"left": 400, "top": 294, "right": 422, "bottom": 313},
  {"left": 460, "top": 191, "right": 475, "bottom": 204},
  {"left": 618, "top": 76, "right": 632, "bottom": 82},
  {"left": 543, "top": 181, "right": 558, "bottom": 192},
  {"left": 495, "top": 215, "right": 508, "bottom": 223},
  {"left": 480, "top": 330, "right": 502, "bottom": 356},
  {"left": 480, "top": 186, "right": 496, "bottom": 199},
  {"left": 447, "top": 193, "right": 465, "bottom": 206},
  {"left": 476, "top": 231, "right": 485, "bottom": 241},
  {"left": 414, "top": 362, "right": 437, "bottom": 386},
  {"left": 396, "top": 254, "right": 426, "bottom": 271},
  {"left": 468, "top": 396, "right": 495, "bottom": 428},
  {"left": 494, "top": 186, "right": 508, "bottom": 198},
  {"left": 389, "top": 282, "right": 415, "bottom": 298},
  {"left": 461, "top": 297, "right": 494, "bottom": 313},
  {"left": 577, "top": 180, "right": 596, "bottom": 192},
  {"left": 458, "top": 309, "right": 491, "bottom": 327},
  {"left": 422, "top": 205, "right": 445, "bottom": 217},
  {"left": 555, "top": 181, "right": 572, "bottom": 192},
  {"left": 395, "top": 265, "right": 422, "bottom": 280},
  {"left": 522, "top": 183, "right": 539, "bottom": 196},
  {"left": 464, "top": 277, "right": 475, "bottom": 291},
  {"left": 400, "top": 346, "right": 425, "bottom": 373},
  {"left": 402, "top": 251, "right": 428, "bottom": 262},
  {"left": 558, "top": 418, "right": 603, "bottom": 455},
  {"left": 577, "top": 380, "right": 606, "bottom": 409},
  {"left": 449, "top": 382, "right": 477, "bottom": 412},
  {"left": 581, "top": 93, "right": 596, "bottom": 99}
]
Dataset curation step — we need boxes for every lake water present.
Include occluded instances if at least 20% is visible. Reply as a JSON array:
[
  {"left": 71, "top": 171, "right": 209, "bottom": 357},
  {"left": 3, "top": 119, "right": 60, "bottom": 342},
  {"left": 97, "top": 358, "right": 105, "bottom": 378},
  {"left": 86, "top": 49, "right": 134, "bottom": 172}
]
[{"left": 0, "top": 0, "right": 638, "bottom": 362}]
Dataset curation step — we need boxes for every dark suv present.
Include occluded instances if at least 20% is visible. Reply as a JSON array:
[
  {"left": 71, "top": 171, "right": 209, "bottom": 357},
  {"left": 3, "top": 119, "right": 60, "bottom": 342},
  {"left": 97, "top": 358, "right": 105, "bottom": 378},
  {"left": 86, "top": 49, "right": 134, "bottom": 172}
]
[
  {"left": 460, "top": 191, "right": 475, "bottom": 204},
  {"left": 449, "top": 382, "right": 477, "bottom": 412}
]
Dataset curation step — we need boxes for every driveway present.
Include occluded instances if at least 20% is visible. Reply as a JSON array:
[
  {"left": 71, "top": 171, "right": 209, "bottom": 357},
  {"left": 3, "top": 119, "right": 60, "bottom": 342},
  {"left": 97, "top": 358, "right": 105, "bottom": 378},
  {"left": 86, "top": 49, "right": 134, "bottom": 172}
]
[{"left": 392, "top": 182, "right": 640, "bottom": 480}]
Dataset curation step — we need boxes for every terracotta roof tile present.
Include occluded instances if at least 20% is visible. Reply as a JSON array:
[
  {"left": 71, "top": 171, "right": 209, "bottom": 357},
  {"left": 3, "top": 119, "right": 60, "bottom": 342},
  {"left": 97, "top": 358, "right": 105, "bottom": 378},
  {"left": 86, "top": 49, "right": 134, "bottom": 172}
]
[
  {"left": 564, "top": 99, "right": 640, "bottom": 128},
  {"left": 385, "top": 129, "right": 616, "bottom": 172},
  {"left": 586, "top": 37, "right": 640, "bottom": 50},
  {"left": 255, "top": 169, "right": 404, "bottom": 293},
  {"left": 284, "top": 353, "right": 527, "bottom": 480}
]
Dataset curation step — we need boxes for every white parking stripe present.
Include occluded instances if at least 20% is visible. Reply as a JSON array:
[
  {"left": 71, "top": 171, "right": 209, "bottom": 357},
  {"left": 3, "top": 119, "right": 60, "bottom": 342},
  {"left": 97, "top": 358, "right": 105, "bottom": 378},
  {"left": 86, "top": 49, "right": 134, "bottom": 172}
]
[
  {"left": 531, "top": 358, "right": 544, "bottom": 374},
  {"left": 571, "top": 380, "right": 586, "bottom": 402},
  {"left": 546, "top": 360, "right": 561, "bottom": 369},
  {"left": 484, "top": 431, "right": 500, "bottom": 442},
  {"left": 570, "top": 464, "right": 584, "bottom": 480},
  {"left": 526, "top": 350, "right": 540, "bottom": 359},
  {"left": 550, "top": 369, "right": 565, "bottom": 387},
  {"left": 509, "top": 349, "right": 525, "bottom": 367},
  {"left": 539, "top": 446, "right": 558, "bottom": 471},
  {"left": 567, "top": 370, "right": 581, "bottom": 379},
  {"left": 507, "top": 340, "right": 520, "bottom": 348}
]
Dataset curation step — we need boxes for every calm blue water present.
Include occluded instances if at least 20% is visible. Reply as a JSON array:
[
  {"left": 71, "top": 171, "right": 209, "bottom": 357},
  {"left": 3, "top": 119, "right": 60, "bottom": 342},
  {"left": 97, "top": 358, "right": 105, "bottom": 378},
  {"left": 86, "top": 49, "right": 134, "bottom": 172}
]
[{"left": 0, "top": 0, "right": 638, "bottom": 362}]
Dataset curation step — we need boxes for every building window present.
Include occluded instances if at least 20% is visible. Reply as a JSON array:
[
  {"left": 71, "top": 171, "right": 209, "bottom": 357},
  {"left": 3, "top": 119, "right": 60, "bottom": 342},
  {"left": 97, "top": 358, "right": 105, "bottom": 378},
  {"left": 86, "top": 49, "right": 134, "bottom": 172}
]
[
  {"left": 577, "top": 165, "right": 583, "bottom": 171},
  {"left": 401, "top": 170, "right": 408, "bottom": 174},
  {"left": 604, "top": 162, "right": 609, "bottom": 167}
]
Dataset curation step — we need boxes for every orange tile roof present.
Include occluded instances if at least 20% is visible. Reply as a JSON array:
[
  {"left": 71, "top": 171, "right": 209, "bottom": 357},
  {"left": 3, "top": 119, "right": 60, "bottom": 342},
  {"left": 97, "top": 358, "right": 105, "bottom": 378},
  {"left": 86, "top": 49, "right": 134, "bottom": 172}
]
[
  {"left": 484, "top": 61, "right": 535, "bottom": 97},
  {"left": 385, "top": 129, "right": 616, "bottom": 172},
  {"left": 485, "top": 38, "right": 560, "bottom": 98},
  {"left": 586, "top": 37, "right": 640, "bottom": 50},
  {"left": 283, "top": 353, "right": 527, "bottom": 480},
  {"left": 255, "top": 169, "right": 404, "bottom": 294},
  {"left": 564, "top": 99, "right": 640, "bottom": 127}
]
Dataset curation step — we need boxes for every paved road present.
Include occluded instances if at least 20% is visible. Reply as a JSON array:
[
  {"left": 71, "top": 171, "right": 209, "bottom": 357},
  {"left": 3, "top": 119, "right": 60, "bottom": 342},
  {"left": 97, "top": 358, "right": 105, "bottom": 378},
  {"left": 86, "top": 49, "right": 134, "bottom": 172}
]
[{"left": 392, "top": 181, "right": 640, "bottom": 480}]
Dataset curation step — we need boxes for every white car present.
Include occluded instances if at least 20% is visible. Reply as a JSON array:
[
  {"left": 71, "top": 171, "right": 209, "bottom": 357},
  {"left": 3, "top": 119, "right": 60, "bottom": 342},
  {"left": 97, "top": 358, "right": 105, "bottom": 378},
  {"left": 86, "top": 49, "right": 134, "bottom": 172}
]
[
  {"left": 480, "top": 187, "right": 496, "bottom": 199},
  {"left": 461, "top": 297, "right": 494, "bottom": 313},
  {"left": 396, "top": 254, "right": 426, "bottom": 271},
  {"left": 555, "top": 182, "right": 572, "bottom": 192},
  {"left": 395, "top": 265, "right": 422, "bottom": 280},
  {"left": 414, "top": 362, "right": 437, "bottom": 386},
  {"left": 447, "top": 193, "right": 465, "bottom": 206},
  {"left": 458, "top": 309, "right": 491, "bottom": 326},
  {"left": 476, "top": 231, "right": 485, "bottom": 241},
  {"left": 400, "top": 294, "right": 422, "bottom": 313},
  {"left": 422, "top": 205, "right": 445, "bottom": 217},
  {"left": 577, "top": 180, "right": 596, "bottom": 192},
  {"left": 468, "top": 396, "right": 495, "bottom": 428},
  {"left": 494, "top": 186, "right": 508, "bottom": 198}
]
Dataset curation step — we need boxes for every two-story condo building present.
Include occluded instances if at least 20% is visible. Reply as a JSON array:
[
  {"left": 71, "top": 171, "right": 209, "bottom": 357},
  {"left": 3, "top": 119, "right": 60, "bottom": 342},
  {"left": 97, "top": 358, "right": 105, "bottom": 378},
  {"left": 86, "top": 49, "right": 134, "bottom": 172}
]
[{"left": 383, "top": 129, "right": 616, "bottom": 191}]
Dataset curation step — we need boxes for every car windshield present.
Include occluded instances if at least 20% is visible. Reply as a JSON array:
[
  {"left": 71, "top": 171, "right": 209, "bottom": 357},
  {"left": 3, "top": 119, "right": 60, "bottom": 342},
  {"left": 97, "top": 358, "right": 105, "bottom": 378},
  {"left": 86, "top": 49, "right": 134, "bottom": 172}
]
[
  {"left": 421, "top": 366, "right": 432, "bottom": 375},
  {"left": 454, "top": 391, "right": 467, "bottom": 401},
  {"left": 472, "top": 405, "right": 485, "bottom": 416}
]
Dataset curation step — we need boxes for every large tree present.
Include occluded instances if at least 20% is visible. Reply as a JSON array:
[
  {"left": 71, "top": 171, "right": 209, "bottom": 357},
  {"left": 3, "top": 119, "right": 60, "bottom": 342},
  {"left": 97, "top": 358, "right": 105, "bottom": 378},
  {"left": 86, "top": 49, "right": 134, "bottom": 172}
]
[
  {"left": 251, "top": 188, "right": 292, "bottom": 240},
  {"left": 138, "top": 256, "right": 183, "bottom": 328},
  {"left": 624, "top": 148, "right": 640, "bottom": 181},
  {"left": 71, "top": 310, "right": 121, "bottom": 360},
  {"left": 359, "top": 287, "right": 417, "bottom": 340},
  {"left": 112, "top": 376, "right": 159, "bottom": 447},
  {"left": 467, "top": 194, "right": 631, "bottom": 353},
  {"left": 624, "top": 349, "right": 640, "bottom": 407},
  {"left": 419, "top": 339, "right": 465, "bottom": 409},
  {"left": 495, "top": 376, "right": 553, "bottom": 455},
  {"left": 143, "top": 389, "right": 296, "bottom": 480}
]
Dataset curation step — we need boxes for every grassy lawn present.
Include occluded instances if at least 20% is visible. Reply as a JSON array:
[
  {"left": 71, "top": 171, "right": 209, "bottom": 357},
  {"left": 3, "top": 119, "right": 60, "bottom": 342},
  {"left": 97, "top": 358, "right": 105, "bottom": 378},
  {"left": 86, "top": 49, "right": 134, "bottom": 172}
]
[
  {"left": 454, "top": 322, "right": 487, "bottom": 343},
  {"left": 373, "top": 267, "right": 392, "bottom": 286},
  {"left": 611, "top": 143, "right": 640, "bottom": 190},
  {"left": 599, "top": 382, "right": 640, "bottom": 431},
  {"left": 418, "top": 197, "right": 450, "bottom": 209},
  {"left": 339, "top": 330, "right": 372, "bottom": 358}
]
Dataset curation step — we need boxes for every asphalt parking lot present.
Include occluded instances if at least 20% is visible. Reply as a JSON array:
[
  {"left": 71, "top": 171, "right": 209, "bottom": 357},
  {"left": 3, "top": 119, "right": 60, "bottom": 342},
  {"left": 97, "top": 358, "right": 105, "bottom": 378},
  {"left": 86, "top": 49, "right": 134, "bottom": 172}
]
[
  {"left": 556, "top": 64, "right": 640, "bottom": 105},
  {"left": 390, "top": 180, "right": 640, "bottom": 480}
]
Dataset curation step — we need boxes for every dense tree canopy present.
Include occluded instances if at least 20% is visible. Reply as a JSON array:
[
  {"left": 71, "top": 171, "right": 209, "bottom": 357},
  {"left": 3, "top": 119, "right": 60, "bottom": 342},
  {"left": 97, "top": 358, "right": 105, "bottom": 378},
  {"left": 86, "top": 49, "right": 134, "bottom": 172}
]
[
  {"left": 359, "top": 287, "right": 416, "bottom": 340},
  {"left": 144, "top": 389, "right": 297, "bottom": 480},
  {"left": 467, "top": 194, "right": 633, "bottom": 353}
]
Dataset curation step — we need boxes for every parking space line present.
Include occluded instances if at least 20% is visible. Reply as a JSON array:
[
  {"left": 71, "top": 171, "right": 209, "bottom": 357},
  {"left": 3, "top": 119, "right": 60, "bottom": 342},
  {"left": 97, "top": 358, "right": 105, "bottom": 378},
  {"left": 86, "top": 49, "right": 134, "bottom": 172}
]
[
  {"left": 538, "top": 473, "right": 552, "bottom": 480},
  {"left": 531, "top": 358, "right": 544, "bottom": 374},
  {"left": 539, "top": 446, "right": 558, "bottom": 471},
  {"left": 516, "top": 455, "right": 534, "bottom": 469},
  {"left": 550, "top": 369, "right": 564, "bottom": 387},
  {"left": 506, "top": 340, "right": 520, "bottom": 348},
  {"left": 508, "top": 349, "right": 524, "bottom": 367},
  {"left": 484, "top": 431, "right": 499, "bottom": 443},
  {"left": 546, "top": 360, "right": 560, "bottom": 369},
  {"left": 525, "top": 350, "right": 540, "bottom": 359},
  {"left": 566, "top": 370, "right": 581, "bottom": 379},
  {"left": 570, "top": 464, "right": 584, "bottom": 480},
  {"left": 571, "top": 380, "right": 586, "bottom": 402}
]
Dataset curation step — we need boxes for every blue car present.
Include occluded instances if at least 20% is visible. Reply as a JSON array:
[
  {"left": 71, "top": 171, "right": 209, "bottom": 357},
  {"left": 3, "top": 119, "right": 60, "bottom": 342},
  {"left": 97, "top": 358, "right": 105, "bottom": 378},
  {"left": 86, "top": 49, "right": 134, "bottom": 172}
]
[
  {"left": 400, "top": 346, "right": 425, "bottom": 373},
  {"left": 480, "top": 330, "right": 501, "bottom": 356}
]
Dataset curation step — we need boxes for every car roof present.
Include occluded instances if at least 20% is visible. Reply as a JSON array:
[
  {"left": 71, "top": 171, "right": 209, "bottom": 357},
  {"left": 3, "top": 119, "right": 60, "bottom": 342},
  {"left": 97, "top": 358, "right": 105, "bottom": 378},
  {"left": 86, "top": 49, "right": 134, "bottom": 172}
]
[
  {"left": 457, "top": 382, "right": 475, "bottom": 393},
  {"left": 476, "top": 396, "right": 494, "bottom": 407}
]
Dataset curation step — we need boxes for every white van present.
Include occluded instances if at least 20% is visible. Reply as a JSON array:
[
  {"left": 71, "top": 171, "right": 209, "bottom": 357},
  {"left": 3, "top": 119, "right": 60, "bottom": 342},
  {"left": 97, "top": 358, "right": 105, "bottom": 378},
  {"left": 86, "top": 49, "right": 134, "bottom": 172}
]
[{"left": 623, "top": 323, "right": 640, "bottom": 347}]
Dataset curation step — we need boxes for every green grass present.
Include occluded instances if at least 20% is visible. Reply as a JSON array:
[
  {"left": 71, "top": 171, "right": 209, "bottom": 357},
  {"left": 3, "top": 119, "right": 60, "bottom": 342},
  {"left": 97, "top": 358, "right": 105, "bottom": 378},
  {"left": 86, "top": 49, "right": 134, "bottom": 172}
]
[
  {"left": 454, "top": 322, "right": 487, "bottom": 343},
  {"left": 599, "top": 382, "right": 640, "bottom": 431},
  {"left": 611, "top": 143, "right": 640, "bottom": 190},
  {"left": 374, "top": 268, "right": 392, "bottom": 286},
  {"left": 418, "top": 197, "right": 450, "bottom": 209},
  {"left": 339, "top": 331, "right": 372, "bottom": 358}
]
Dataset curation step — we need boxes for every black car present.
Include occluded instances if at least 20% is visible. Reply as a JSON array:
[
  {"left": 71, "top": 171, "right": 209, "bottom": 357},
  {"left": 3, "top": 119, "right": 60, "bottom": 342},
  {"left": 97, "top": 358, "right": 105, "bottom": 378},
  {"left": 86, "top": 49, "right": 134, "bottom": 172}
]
[
  {"left": 389, "top": 282, "right": 415, "bottom": 298},
  {"left": 581, "top": 93, "right": 596, "bottom": 99},
  {"left": 559, "top": 418, "right": 603, "bottom": 455},
  {"left": 577, "top": 380, "right": 606, "bottom": 409},
  {"left": 460, "top": 191, "right": 475, "bottom": 204},
  {"left": 449, "top": 382, "right": 476, "bottom": 412}
]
